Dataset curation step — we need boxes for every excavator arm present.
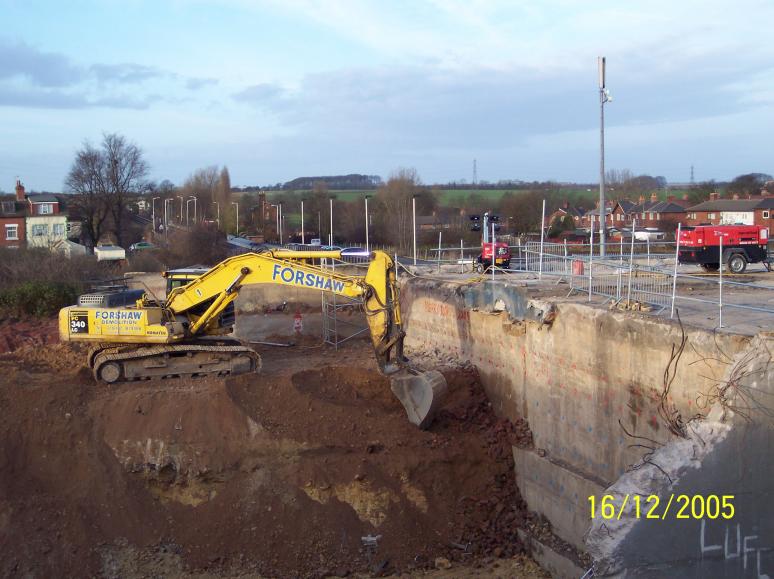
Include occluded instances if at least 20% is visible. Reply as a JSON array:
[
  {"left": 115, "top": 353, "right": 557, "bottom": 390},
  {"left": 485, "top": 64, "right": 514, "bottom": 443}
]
[{"left": 163, "top": 249, "right": 406, "bottom": 373}]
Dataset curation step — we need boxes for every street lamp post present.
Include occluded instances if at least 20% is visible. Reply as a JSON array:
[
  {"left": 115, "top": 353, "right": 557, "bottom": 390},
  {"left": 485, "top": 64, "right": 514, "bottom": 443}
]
[
  {"left": 177, "top": 196, "right": 183, "bottom": 222},
  {"left": 598, "top": 56, "right": 613, "bottom": 257},
  {"left": 151, "top": 197, "right": 160, "bottom": 232},
  {"left": 329, "top": 198, "right": 333, "bottom": 246},
  {"left": 364, "top": 195, "right": 370, "bottom": 253},
  {"left": 231, "top": 202, "right": 239, "bottom": 236},
  {"left": 300, "top": 199, "right": 305, "bottom": 245},
  {"left": 270, "top": 203, "right": 279, "bottom": 240},
  {"left": 186, "top": 198, "right": 195, "bottom": 229},
  {"left": 278, "top": 202, "right": 283, "bottom": 244},
  {"left": 192, "top": 196, "right": 198, "bottom": 224},
  {"left": 412, "top": 195, "right": 417, "bottom": 265},
  {"left": 212, "top": 202, "right": 220, "bottom": 230},
  {"left": 164, "top": 198, "right": 172, "bottom": 243}
]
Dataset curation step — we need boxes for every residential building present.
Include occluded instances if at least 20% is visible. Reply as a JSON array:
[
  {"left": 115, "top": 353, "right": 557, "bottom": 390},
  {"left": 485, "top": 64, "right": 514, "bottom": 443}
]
[
  {"left": 583, "top": 194, "right": 688, "bottom": 233},
  {"left": 581, "top": 204, "right": 613, "bottom": 230},
  {"left": 25, "top": 193, "right": 68, "bottom": 248},
  {"left": 0, "top": 188, "right": 26, "bottom": 248},
  {"left": 685, "top": 193, "right": 774, "bottom": 228},
  {"left": 547, "top": 201, "right": 587, "bottom": 229},
  {"left": 416, "top": 207, "right": 467, "bottom": 231},
  {"left": 630, "top": 199, "right": 686, "bottom": 230},
  {"left": 610, "top": 199, "right": 636, "bottom": 226}
]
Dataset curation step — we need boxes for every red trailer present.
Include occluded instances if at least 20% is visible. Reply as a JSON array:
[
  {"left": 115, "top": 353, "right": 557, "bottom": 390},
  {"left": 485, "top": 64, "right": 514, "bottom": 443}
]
[{"left": 678, "top": 224, "right": 769, "bottom": 273}]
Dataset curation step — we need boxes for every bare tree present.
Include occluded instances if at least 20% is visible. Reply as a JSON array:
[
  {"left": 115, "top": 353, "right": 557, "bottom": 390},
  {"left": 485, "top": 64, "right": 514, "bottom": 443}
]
[
  {"left": 102, "top": 134, "right": 149, "bottom": 246},
  {"left": 217, "top": 166, "right": 231, "bottom": 206},
  {"left": 373, "top": 168, "right": 422, "bottom": 253},
  {"left": 65, "top": 133, "right": 148, "bottom": 248},
  {"left": 182, "top": 166, "right": 219, "bottom": 221}
]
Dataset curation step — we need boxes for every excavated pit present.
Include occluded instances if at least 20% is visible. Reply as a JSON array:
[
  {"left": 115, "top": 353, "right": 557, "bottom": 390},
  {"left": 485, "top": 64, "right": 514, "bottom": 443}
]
[{"left": 0, "top": 336, "right": 539, "bottom": 578}]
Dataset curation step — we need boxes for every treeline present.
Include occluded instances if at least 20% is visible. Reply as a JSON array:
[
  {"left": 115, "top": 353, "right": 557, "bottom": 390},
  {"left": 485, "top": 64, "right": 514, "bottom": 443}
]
[{"left": 234, "top": 174, "right": 383, "bottom": 192}]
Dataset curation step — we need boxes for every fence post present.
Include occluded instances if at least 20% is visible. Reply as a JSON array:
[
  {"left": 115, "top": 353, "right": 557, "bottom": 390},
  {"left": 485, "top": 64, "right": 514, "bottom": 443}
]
[
  {"left": 517, "top": 238, "right": 522, "bottom": 270},
  {"left": 646, "top": 237, "right": 651, "bottom": 267},
  {"left": 564, "top": 239, "right": 568, "bottom": 275},
  {"left": 460, "top": 239, "right": 464, "bottom": 274},
  {"left": 491, "top": 221, "right": 496, "bottom": 283},
  {"left": 437, "top": 231, "right": 442, "bottom": 273},
  {"left": 719, "top": 234, "right": 723, "bottom": 328},
  {"left": 627, "top": 220, "right": 636, "bottom": 306},
  {"left": 539, "top": 199, "right": 546, "bottom": 280},
  {"left": 670, "top": 223, "right": 681, "bottom": 318},
  {"left": 588, "top": 223, "right": 594, "bottom": 302},
  {"left": 620, "top": 234, "right": 624, "bottom": 264}
]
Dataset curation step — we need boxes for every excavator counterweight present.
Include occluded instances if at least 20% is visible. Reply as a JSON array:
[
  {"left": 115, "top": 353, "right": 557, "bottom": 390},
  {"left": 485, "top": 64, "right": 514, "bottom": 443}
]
[{"left": 59, "top": 249, "right": 447, "bottom": 428}]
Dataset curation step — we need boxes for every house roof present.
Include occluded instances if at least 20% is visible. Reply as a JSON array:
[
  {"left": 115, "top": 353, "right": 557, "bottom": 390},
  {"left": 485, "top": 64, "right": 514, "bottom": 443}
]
[
  {"left": 557, "top": 206, "right": 586, "bottom": 217},
  {"left": 629, "top": 200, "right": 659, "bottom": 213},
  {"left": 586, "top": 207, "right": 613, "bottom": 216},
  {"left": 27, "top": 193, "right": 59, "bottom": 203},
  {"left": 686, "top": 198, "right": 767, "bottom": 211},
  {"left": 616, "top": 199, "right": 636, "bottom": 212},
  {"left": 646, "top": 201, "right": 686, "bottom": 213}
]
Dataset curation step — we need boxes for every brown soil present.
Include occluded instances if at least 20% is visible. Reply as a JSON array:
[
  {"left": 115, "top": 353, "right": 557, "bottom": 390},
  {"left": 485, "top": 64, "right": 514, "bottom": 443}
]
[
  {"left": 0, "top": 319, "right": 541, "bottom": 578},
  {"left": 0, "top": 317, "right": 59, "bottom": 353}
]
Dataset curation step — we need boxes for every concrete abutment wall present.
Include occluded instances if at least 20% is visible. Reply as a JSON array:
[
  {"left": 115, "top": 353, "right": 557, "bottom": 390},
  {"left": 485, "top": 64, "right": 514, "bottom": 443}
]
[{"left": 402, "top": 277, "right": 774, "bottom": 577}]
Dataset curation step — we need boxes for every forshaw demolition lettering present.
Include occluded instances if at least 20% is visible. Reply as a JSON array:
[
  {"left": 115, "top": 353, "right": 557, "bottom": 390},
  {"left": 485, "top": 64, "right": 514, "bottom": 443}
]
[
  {"left": 271, "top": 264, "right": 345, "bottom": 292},
  {"left": 91, "top": 309, "right": 146, "bottom": 335}
]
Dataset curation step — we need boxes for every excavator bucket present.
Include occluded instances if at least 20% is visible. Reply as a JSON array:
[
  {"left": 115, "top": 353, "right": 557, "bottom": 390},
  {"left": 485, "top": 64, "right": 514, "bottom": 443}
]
[{"left": 389, "top": 369, "right": 449, "bottom": 429}]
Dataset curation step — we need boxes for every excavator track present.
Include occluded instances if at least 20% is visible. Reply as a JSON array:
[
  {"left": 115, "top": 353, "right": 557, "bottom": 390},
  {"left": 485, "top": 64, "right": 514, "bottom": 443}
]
[{"left": 90, "top": 343, "right": 261, "bottom": 383}]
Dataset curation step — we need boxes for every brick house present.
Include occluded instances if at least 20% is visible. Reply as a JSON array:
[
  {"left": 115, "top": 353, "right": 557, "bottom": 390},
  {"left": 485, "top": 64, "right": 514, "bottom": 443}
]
[
  {"left": 417, "top": 207, "right": 467, "bottom": 231},
  {"left": 580, "top": 204, "right": 613, "bottom": 230},
  {"left": 0, "top": 182, "right": 26, "bottom": 248},
  {"left": 547, "top": 201, "right": 587, "bottom": 229},
  {"left": 685, "top": 193, "right": 774, "bottom": 228},
  {"left": 630, "top": 200, "right": 686, "bottom": 230},
  {"left": 609, "top": 199, "right": 636, "bottom": 226},
  {"left": 602, "top": 194, "right": 688, "bottom": 232}
]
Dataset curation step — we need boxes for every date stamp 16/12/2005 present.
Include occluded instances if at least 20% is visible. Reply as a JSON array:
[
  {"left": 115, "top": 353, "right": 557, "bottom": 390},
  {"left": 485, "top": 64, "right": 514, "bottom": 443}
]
[{"left": 589, "top": 494, "right": 735, "bottom": 521}]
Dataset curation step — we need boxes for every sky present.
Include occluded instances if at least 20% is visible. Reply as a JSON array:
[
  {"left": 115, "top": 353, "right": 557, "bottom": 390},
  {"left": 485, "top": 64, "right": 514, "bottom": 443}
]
[{"left": 1, "top": 0, "right": 774, "bottom": 191}]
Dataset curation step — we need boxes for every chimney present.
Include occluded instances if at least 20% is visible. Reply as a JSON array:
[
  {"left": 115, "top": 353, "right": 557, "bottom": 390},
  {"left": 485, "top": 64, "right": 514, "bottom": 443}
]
[
  {"left": 682, "top": 194, "right": 689, "bottom": 201},
  {"left": 563, "top": 200, "right": 569, "bottom": 209},
  {"left": 15, "top": 179, "right": 25, "bottom": 202},
  {"left": 638, "top": 195, "right": 645, "bottom": 204},
  {"left": 732, "top": 193, "right": 739, "bottom": 200},
  {"left": 650, "top": 192, "right": 658, "bottom": 203},
  {"left": 667, "top": 195, "right": 675, "bottom": 202},
  {"left": 709, "top": 192, "right": 719, "bottom": 201}
]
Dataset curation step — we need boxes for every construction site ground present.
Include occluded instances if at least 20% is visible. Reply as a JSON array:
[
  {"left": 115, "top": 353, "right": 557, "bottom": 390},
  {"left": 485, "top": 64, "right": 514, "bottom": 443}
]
[{"left": 0, "top": 314, "right": 548, "bottom": 578}]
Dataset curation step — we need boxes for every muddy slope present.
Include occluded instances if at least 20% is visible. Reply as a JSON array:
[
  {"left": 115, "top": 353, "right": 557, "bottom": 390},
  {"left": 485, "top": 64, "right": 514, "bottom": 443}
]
[{"left": 0, "top": 340, "right": 531, "bottom": 578}]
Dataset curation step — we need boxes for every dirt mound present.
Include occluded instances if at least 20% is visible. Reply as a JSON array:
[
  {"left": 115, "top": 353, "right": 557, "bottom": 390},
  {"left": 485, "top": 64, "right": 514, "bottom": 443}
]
[
  {"left": 0, "top": 317, "right": 59, "bottom": 353},
  {"left": 0, "top": 340, "right": 534, "bottom": 578}
]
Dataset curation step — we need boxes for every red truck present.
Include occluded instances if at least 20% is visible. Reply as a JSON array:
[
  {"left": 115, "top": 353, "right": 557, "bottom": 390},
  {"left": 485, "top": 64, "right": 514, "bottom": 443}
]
[{"left": 678, "top": 224, "right": 770, "bottom": 273}]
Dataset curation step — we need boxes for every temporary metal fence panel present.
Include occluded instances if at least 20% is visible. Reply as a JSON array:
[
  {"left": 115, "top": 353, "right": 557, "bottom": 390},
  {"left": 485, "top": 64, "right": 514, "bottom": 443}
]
[{"left": 401, "top": 240, "right": 774, "bottom": 325}]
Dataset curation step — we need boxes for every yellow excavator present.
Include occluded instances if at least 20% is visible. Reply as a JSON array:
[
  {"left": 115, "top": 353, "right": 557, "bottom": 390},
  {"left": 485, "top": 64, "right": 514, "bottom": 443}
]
[{"left": 58, "top": 249, "right": 447, "bottom": 428}]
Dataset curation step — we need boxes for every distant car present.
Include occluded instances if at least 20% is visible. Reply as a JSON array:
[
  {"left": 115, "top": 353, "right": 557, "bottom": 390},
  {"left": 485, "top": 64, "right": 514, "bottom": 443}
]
[{"left": 129, "top": 241, "right": 156, "bottom": 252}]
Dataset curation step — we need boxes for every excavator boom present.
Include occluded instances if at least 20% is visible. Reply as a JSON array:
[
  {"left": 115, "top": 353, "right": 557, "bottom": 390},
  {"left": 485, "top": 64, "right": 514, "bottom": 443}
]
[{"left": 58, "top": 249, "right": 447, "bottom": 428}]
